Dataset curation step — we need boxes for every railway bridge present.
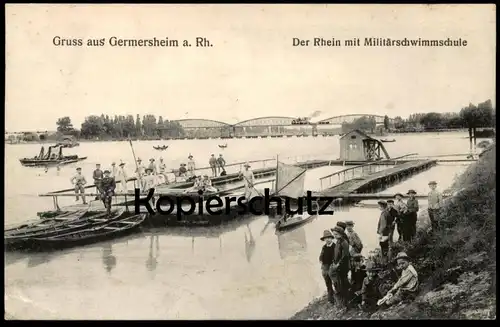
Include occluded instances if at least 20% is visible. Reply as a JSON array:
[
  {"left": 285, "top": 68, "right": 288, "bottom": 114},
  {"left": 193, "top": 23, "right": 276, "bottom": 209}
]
[{"left": 173, "top": 114, "right": 394, "bottom": 138}]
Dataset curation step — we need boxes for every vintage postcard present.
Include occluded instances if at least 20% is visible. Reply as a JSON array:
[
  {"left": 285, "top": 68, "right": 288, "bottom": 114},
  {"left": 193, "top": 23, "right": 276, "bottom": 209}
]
[{"left": 4, "top": 4, "right": 496, "bottom": 320}]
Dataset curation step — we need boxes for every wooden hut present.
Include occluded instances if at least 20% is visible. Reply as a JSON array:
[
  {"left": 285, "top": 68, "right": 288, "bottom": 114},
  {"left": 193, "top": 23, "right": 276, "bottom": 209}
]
[{"left": 339, "top": 129, "right": 390, "bottom": 161}]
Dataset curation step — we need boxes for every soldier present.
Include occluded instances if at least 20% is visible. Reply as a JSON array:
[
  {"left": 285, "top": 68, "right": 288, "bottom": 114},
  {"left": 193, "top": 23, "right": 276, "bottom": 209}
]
[
  {"left": 217, "top": 154, "right": 226, "bottom": 176},
  {"left": 93, "top": 163, "right": 104, "bottom": 200},
  {"left": 209, "top": 154, "right": 217, "bottom": 177},
  {"left": 99, "top": 170, "right": 116, "bottom": 216},
  {"left": 70, "top": 167, "right": 87, "bottom": 204}
]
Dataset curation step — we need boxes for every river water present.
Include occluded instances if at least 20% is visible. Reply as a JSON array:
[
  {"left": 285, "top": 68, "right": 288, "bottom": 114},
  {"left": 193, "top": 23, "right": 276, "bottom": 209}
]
[{"left": 5, "top": 132, "right": 474, "bottom": 319}]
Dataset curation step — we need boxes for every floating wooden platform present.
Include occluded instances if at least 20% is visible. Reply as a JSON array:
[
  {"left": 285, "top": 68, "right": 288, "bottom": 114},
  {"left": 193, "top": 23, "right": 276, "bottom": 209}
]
[{"left": 315, "top": 159, "right": 437, "bottom": 198}]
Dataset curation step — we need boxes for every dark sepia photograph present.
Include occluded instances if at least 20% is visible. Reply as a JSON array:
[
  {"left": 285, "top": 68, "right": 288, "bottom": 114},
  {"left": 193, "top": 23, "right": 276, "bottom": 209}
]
[{"left": 4, "top": 4, "right": 496, "bottom": 320}]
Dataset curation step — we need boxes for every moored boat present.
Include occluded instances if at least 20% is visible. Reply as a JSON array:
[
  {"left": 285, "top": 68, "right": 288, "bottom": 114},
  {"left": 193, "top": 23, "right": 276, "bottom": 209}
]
[
  {"left": 153, "top": 145, "right": 169, "bottom": 150},
  {"left": 380, "top": 139, "right": 396, "bottom": 143},
  {"left": 4, "top": 210, "right": 125, "bottom": 250},
  {"left": 30, "top": 213, "right": 147, "bottom": 250},
  {"left": 275, "top": 213, "right": 316, "bottom": 231},
  {"left": 5, "top": 210, "right": 88, "bottom": 236}
]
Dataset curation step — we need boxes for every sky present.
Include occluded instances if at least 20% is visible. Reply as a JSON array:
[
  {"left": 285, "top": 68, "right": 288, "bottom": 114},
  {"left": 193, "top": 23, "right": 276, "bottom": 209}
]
[{"left": 5, "top": 4, "right": 496, "bottom": 131}]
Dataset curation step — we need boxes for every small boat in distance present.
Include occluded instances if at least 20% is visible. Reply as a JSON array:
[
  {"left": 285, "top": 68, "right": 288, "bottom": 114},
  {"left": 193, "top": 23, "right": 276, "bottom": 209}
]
[
  {"left": 153, "top": 145, "right": 169, "bottom": 151},
  {"left": 218, "top": 144, "right": 227, "bottom": 149},
  {"left": 19, "top": 145, "right": 87, "bottom": 167},
  {"left": 380, "top": 139, "right": 396, "bottom": 143}
]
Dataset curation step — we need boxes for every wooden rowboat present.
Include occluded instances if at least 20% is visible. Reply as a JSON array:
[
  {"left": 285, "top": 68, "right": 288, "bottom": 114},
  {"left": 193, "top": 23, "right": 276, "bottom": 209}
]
[
  {"left": 153, "top": 145, "right": 169, "bottom": 150},
  {"left": 31, "top": 213, "right": 147, "bottom": 250},
  {"left": 5, "top": 210, "right": 89, "bottom": 237},
  {"left": 275, "top": 214, "right": 316, "bottom": 232}
]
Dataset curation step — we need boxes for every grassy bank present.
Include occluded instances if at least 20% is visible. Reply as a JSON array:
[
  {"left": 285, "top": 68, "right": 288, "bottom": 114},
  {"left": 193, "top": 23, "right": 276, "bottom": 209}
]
[{"left": 292, "top": 144, "right": 496, "bottom": 320}]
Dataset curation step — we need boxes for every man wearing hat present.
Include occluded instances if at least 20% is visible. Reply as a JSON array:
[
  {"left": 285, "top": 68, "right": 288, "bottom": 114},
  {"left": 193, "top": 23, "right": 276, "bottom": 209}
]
[
  {"left": 135, "top": 158, "right": 146, "bottom": 189},
  {"left": 187, "top": 154, "right": 196, "bottom": 177},
  {"left": 330, "top": 226, "right": 351, "bottom": 310},
  {"left": 382, "top": 252, "right": 419, "bottom": 307},
  {"left": 357, "top": 261, "right": 382, "bottom": 311},
  {"left": 427, "top": 181, "right": 443, "bottom": 231},
  {"left": 319, "top": 229, "right": 336, "bottom": 304},
  {"left": 377, "top": 200, "right": 391, "bottom": 262},
  {"left": 110, "top": 162, "right": 118, "bottom": 178},
  {"left": 70, "top": 167, "right": 87, "bottom": 204},
  {"left": 394, "top": 193, "right": 408, "bottom": 241},
  {"left": 148, "top": 158, "right": 157, "bottom": 176},
  {"left": 116, "top": 162, "right": 129, "bottom": 193},
  {"left": 335, "top": 221, "right": 351, "bottom": 246},
  {"left": 99, "top": 170, "right": 116, "bottom": 215},
  {"left": 142, "top": 167, "right": 157, "bottom": 192},
  {"left": 93, "top": 163, "right": 104, "bottom": 200},
  {"left": 158, "top": 158, "right": 169, "bottom": 184},
  {"left": 209, "top": 154, "right": 217, "bottom": 177},
  {"left": 217, "top": 154, "right": 226, "bottom": 176},
  {"left": 345, "top": 220, "right": 363, "bottom": 255},
  {"left": 240, "top": 162, "right": 255, "bottom": 201},
  {"left": 386, "top": 200, "right": 398, "bottom": 244},
  {"left": 406, "top": 190, "right": 419, "bottom": 241}
]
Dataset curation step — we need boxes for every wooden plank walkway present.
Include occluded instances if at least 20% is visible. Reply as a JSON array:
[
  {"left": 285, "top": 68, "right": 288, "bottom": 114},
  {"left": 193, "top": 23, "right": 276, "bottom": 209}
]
[{"left": 316, "top": 160, "right": 437, "bottom": 198}]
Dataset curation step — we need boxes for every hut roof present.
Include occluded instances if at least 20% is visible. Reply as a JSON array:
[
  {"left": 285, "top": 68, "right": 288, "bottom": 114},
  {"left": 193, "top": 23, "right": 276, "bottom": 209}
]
[{"left": 340, "top": 129, "right": 375, "bottom": 140}]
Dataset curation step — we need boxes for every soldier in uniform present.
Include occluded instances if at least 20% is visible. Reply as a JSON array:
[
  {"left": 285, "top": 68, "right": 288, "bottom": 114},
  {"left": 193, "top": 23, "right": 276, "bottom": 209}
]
[
  {"left": 70, "top": 167, "right": 87, "bottom": 204},
  {"left": 99, "top": 170, "right": 116, "bottom": 216}
]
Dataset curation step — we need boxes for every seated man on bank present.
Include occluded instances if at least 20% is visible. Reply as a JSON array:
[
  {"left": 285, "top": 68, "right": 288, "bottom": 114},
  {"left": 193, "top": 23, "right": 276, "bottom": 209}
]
[{"left": 380, "top": 252, "right": 419, "bottom": 307}]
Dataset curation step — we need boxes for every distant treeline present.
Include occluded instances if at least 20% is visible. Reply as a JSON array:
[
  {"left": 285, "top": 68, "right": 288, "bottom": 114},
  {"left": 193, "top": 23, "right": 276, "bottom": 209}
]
[
  {"left": 56, "top": 114, "right": 185, "bottom": 140},
  {"left": 341, "top": 99, "right": 495, "bottom": 134}
]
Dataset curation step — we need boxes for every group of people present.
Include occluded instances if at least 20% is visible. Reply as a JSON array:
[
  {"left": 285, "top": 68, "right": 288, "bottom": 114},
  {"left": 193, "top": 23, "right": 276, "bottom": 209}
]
[
  {"left": 174, "top": 153, "right": 227, "bottom": 180},
  {"left": 319, "top": 221, "right": 419, "bottom": 313},
  {"left": 377, "top": 181, "right": 443, "bottom": 262},
  {"left": 319, "top": 181, "right": 443, "bottom": 313},
  {"left": 70, "top": 165, "right": 117, "bottom": 215}
]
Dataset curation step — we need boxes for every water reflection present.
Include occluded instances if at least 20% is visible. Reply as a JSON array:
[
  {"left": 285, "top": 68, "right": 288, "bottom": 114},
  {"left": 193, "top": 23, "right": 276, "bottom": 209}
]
[
  {"left": 26, "top": 252, "right": 52, "bottom": 268},
  {"left": 101, "top": 243, "right": 117, "bottom": 274},
  {"left": 244, "top": 224, "right": 256, "bottom": 262},
  {"left": 146, "top": 235, "right": 160, "bottom": 273},
  {"left": 276, "top": 227, "right": 308, "bottom": 260}
]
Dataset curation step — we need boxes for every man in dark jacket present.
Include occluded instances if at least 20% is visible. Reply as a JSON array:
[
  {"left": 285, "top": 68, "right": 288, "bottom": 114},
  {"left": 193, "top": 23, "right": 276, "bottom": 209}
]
[
  {"left": 406, "top": 190, "right": 419, "bottom": 241},
  {"left": 330, "top": 226, "right": 350, "bottom": 311},
  {"left": 357, "top": 261, "right": 382, "bottom": 311},
  {"left": 99, "top": 170, "right": 116, "bottom": 216},
  {"left": 93, "top": 163, "right": 103, "bottom": 200},
  {"left": 386, "top": 200, "right": 398, "bottom": 244},
  {"left": 377, "top": 200, "right": 391, "bottom": 263},
  {"left": 319, "top": 229, "right": 336, "bottom": 304}
]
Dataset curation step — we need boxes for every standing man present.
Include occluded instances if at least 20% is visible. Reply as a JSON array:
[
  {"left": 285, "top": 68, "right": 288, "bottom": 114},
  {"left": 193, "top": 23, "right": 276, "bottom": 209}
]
[
  {"left": 386, "top": 200, "right": 398, "bottom": 244},
  {"left": 406, "top": 190, "right": 419, "bottom": 241},
  {"left": 148, "top": 158, "right": 157, "bottom": 175},
  {"left": 117, "top": 162, "right": 128, "bottom": 193},
  {"left": 135, "top": 158, "right": 146, "bottom": 190},
  {"left": 110, "top": 162, "right": 118, "bottom": 178},
  {"left": 330, "top": 226, "right": 351, "bottom": 312},
  {"left": 93, "top": 163, "right": 104, "bottom": 200},
  {"left": 158, "top": 158, "right": 169, "bottom": 184},
  {"left": 217, "top": 154, "right": 226, "bottom": 176},
  {"left": 319, "top": 229, "right": 336, "bottom": 305},
  {"left": 99, "top": 170, "right": 116, "bottom": 216},
  {"left": 209, "top": 154, "right": 217, "bottom": 177},
  {"left": 377, "top": 200, "right": 391, "bottom": 263},
  {"left": 240, "top": 163, "right": 255, "bottom": 202},
  {"left": 345, "top": 220, "right": 363, "bottom": 255},
  {"left": 393, "top": 193, "right": 408, "bottom": 241},
  {"left": 187, "top": 154, "right": 196, "bottom": 177},
  {"left": 427, "top": 181, "right": 443, "bottom": 231},
  {"left": 70, "top": 167, "right": 87, "bottom": 204}
]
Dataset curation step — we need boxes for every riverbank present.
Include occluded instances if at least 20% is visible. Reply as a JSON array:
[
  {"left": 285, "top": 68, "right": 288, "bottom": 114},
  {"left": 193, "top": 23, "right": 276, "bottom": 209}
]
[{"left": 291, "top": 143, "right": 496, "bottom": 320}]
